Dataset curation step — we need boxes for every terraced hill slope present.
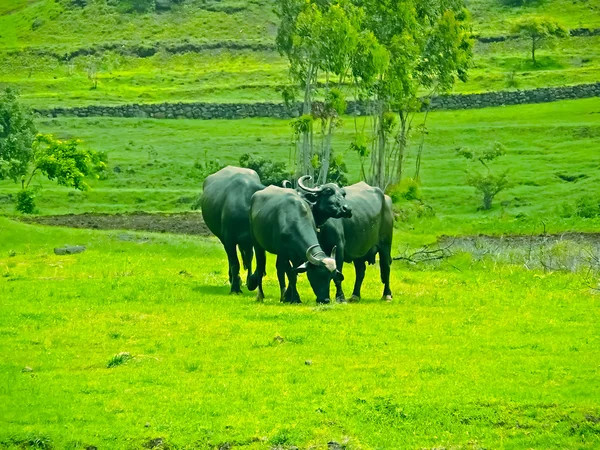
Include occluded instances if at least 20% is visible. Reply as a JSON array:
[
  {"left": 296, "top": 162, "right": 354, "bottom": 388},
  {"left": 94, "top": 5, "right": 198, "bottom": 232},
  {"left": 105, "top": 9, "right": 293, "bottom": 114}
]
[{"left": 0, "top": 0, "right": 599, "bottom": 107}]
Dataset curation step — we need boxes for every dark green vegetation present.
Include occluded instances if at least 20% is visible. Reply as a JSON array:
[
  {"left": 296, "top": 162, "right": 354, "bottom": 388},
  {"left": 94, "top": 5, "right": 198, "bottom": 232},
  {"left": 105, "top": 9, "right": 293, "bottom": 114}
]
[
  {"left": 1, "top": 217, "right": 600, "bottom": 449},
  {"left": 0, "top": 0, "right": 599, "bottom": 107}
]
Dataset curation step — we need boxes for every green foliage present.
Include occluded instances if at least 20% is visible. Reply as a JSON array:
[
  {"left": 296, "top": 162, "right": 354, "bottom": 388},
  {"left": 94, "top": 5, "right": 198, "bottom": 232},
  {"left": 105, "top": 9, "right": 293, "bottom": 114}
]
[
  {"left": 191, "top": 150, "right": 224, "bottom": 182},
  {"left": 388, "top": 178, "right": 421, "bottom": 203},
  {"left": 511, "top": 16, "right": 568, "bottom": 63},
  {"left": 116, "top": 0, "right": 156, "bottom": 13},
  {"left": 239, "top": 153, "right": 292, "bottom": 186},
  {"left": 0, "top": 89, "right": 37, "bottom": 182},
  {"left": 560, "top": 194, "right": 600, "bottom": 218},
  {"left": 15, "top": 188, "right": 36, "bottom": 214},
  {"left": 28, "top": 134, "right": 107, "bottom": 191},
  {"left": 499, "top": 0, "right": 538, "bottom": 7},
  {"left": 325, "top": 151, "right": 348, "bottom": 185},
  {"left": 457, "top": 142, "right": 511, "bottom": 210}
]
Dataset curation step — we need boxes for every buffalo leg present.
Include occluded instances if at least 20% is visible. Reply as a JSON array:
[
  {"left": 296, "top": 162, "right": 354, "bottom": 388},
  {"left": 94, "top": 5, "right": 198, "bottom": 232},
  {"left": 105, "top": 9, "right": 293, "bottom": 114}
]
[
  {"left": 350, "top": 258, "right": 367, "bottom": 302},
  {"left": 276, "top": 256, "right": 291, "bottom": 302},
  {"left": 283, "top": 266, "right": 301, "bottom": 304},
  {"left": 240, "top": 244, "right": 254, "bottom": 289},
  {"left": 334, "top": 245, "right": 346, "bottom": 302},
  {"left": 247, "top": 246, "right": 265, "bottom": 301},
  {"left": 379, "top": 244, "right": 393, "bottom": 301},
  {"left": 224, "top": 242, "right": 242, "bottom": 294}
]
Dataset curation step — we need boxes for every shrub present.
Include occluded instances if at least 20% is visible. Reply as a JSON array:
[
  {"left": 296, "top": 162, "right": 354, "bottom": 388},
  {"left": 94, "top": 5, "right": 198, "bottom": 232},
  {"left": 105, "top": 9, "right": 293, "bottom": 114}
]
[
  {"left": 191, "top": 151, "right": 225, "bottom": 182},
  {"left": 116, "top": 0, "right": 155, "bottom": 13},
  {"left": 558, "top": 194, "right": 600, "bottom": 218},
  {"left": 326, "top": 152, "right": 348, "bottom": 186},
  {"left": 388, "top": 178, "right": 421, "bottom": 203},
  {"left": 239, "top": 153, "right": 292, "bottom": 186},
  {"left": 394, "top": 200, "right": 435, "bottom": 222},
  {"left": 15, "top": 189, "right": 36, "bottom": 214},
  {"left": 457, "top": 142, "right": 511, "bottom": 210},
  {"left": 574, "top": 195, "right": 600, "bottom": 218}
]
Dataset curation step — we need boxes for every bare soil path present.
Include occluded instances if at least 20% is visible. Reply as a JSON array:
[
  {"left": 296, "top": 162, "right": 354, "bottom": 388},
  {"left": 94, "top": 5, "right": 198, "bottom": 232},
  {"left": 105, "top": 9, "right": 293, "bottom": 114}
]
[{"left": 18, "top": 212, "right": 212, "bottom": 236}]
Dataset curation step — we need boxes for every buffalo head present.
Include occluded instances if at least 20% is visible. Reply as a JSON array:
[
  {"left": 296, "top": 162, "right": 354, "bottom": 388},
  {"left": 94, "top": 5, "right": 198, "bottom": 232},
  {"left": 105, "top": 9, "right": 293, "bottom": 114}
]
[
  {"left": 295, "top": 245, "right": 344, "bottom": 303},
  {"left": 297, "top": 176, "right": 352, "bottom": 225}
]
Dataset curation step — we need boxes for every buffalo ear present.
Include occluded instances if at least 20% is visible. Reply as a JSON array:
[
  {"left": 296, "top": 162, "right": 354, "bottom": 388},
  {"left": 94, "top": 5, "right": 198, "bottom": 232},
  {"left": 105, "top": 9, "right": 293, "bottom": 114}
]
[
  {"left": 299, "top": 191, "right": 318, "bottom": 204},
  {"left": 294, "top": 261, "right": 309, "bottom": 273}
]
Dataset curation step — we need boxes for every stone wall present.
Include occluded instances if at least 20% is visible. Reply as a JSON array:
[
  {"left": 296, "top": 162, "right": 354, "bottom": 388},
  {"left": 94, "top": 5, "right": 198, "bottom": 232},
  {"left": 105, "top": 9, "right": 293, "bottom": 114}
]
[{"left": 35, "top": 82, "right": 600, "bottom": 120}]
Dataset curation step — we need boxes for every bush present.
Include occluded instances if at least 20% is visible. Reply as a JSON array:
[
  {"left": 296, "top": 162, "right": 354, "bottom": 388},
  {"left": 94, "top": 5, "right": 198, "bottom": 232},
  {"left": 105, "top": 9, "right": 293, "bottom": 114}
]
[
  {"left": 191, "top": 151, "right": 225, "bottom": 182},
  {"left": 116, "top": 0, "right": 155, "bottom": 13},
  {"left": 575, "top": 195, "right": 600, "bottom": 218},
  {"left": 559, "top": 194, "right": 600, "bottom": 218},
  {"left": 456, "top": 142, "right": 511, "bottom": 210},
  {"left": 15, "top": 189, "right": 36, "bottom": 214},
  {"left": 394, "top": 200, "right": 435, "bottom": 222},
  {"left": 326, "top": 152, "right": 348, "bottom": 186},
  {"left": 388, "top": 178, "right": 421, "bottom": 203},
  {"left": 239, "top": 153, "right": 292, "bottom": 186}
]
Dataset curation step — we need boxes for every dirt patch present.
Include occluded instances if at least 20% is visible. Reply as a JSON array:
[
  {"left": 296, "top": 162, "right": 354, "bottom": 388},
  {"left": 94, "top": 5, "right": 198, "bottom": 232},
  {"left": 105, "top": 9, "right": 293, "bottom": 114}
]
[{"left": 19, "top": 212, "right": 212, "bottom": 236}]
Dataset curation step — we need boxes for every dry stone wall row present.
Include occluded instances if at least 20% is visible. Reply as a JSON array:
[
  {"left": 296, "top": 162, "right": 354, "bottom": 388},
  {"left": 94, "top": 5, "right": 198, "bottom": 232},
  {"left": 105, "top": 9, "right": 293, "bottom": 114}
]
[{"left": 36, "top": 82, "right": 600, "bottom": 120}]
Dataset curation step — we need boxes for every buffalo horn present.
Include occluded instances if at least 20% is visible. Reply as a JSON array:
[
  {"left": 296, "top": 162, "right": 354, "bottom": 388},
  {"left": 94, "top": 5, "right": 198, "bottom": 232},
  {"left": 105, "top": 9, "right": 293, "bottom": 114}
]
[
  {"left": 297, "top": 175, "right": 323, "bottom": 193},
  {"left": 282, "top": 180, "right": 292, "bottom": 189},
  {"left": 306, "top": 244, "right": 322, "bottom": 266}
]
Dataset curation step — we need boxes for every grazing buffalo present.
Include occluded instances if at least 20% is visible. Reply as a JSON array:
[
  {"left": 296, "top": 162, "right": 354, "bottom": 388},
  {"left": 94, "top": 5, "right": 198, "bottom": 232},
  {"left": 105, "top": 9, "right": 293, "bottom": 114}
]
[
  {"left": 201, "top": 166, "right": 265, "bottom": 294},
  {"left": 315, "top": 182, "right": 394, "bottom": 302},
  {"left": 248, "top": 180, "right": 351, "bottom": 303}
]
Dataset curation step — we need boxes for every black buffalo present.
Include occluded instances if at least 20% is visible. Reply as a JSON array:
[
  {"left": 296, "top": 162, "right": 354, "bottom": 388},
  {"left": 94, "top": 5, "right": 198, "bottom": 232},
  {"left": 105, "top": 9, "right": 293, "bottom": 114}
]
[
  {"left": 248, "top": 179, "right": 351, "bottom": 303},
  {"left": 201, "top": 166, "right": 265, "bottom": 294},
  {"left": 315, "top": 181, "right": 394, "bottom": 302}
]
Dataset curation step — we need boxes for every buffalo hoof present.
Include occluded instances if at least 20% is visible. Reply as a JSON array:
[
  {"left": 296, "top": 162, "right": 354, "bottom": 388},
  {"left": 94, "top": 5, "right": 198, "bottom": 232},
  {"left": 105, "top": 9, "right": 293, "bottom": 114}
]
[
  {"left": 382, "top": 294, "right": 393, "bottom": 302},
  {"left": 256, "top": 290, "right": 265, "bottom": 302},
  {"left": 317, "top": 298, "right": 331, "bottom": 304},
  {"left": 229, "top": 290, "right": 242, "bottom": 295},
  {"left": 348, "top": 295, "right": 361, "bottom": 303},
  {"left": 336, "top": 295, "right": 347, "bottom": 304},
  {"left": 246, "top": 274, "right": 259, "bottom": 291},
  {"left": 279, "top": 288, "right": 287, "bottom": 303}
]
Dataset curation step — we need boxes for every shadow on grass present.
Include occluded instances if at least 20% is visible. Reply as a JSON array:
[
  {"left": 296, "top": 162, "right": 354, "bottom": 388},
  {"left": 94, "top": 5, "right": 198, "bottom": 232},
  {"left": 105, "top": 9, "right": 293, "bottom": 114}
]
[{"left": 190, "top": 283, "right": 255, "bottom": 298}]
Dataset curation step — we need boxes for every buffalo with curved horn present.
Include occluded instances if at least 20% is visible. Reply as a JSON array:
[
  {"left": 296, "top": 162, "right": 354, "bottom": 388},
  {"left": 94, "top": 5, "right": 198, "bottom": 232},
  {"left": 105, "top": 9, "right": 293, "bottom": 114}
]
[
  {"left": 248, "top": 184, "right": 349, "bottom": 303},
  {"left": 316, "top": 182, "right": 394, "bottom": 302}
]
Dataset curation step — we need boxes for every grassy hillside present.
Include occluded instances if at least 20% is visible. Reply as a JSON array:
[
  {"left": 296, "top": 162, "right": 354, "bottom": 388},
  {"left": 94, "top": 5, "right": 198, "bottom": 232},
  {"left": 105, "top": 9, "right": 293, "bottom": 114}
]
[
  {"left": 1, "top": 217, "right": 599, "bottom": 449},
  {"left": 0, "top": 0, "right": 599, "bottom": 107},
  {"left": 1, "top": 98, "right": 598, "bottom": 241}
]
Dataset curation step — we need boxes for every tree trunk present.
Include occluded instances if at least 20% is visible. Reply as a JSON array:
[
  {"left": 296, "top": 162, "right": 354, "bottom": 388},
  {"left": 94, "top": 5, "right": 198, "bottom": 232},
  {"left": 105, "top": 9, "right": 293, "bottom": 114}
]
[
  {"left": 377, "top": 109, "right": 386, "bottom": 190},
  {"left": 318, "top": 119, "right": 334, "bottom": 185},
  {"left": 394, "top": 111, "right": 408, "bottom": 187},
  {"left": 414, "top": 107, "right": 430, "bottom": 181},
  {"left": 301, "top": 64, "right": 315, "bottom": 179}
]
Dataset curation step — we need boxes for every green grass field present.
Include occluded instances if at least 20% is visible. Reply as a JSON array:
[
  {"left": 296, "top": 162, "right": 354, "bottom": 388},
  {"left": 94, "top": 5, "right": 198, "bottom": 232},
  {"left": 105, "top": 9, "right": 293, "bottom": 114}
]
[
  {"left": 1, "top": 98, "right": 598, "bottom": 242},
  {"left": 1, "top": 1, "right": 600, "bottom": 448},
  {"left": 1, "top": 216, "right": 599, "bottom": 449},
  {"left": 1, "top": 0, "right": 599, "bottom": 107}
]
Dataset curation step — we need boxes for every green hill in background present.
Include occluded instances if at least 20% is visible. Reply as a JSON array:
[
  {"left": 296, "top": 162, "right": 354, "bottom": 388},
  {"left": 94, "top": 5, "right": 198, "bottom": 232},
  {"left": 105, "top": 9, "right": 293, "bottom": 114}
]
[{"left": 0, "top": 0, "right": 599, "bottom": 108}]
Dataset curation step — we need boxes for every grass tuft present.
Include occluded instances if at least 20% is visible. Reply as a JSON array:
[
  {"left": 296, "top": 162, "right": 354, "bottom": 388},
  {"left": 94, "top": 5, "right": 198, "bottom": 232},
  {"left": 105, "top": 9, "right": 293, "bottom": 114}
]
[{"left": 106, "top": 351, "right": 132, "bottom": 368}]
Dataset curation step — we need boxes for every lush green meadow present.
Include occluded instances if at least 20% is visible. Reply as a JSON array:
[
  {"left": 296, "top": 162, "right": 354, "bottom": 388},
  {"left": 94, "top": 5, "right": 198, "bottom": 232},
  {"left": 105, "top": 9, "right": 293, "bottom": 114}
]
[
  {"left": 1, "top": 98, "right": 598, "bottom": 242},
  {"left": 1, "top": 216, "right": 599, "bottom": 449},
  {"left": 1, "top": 0, "right": 599, "bottom": 107}
]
